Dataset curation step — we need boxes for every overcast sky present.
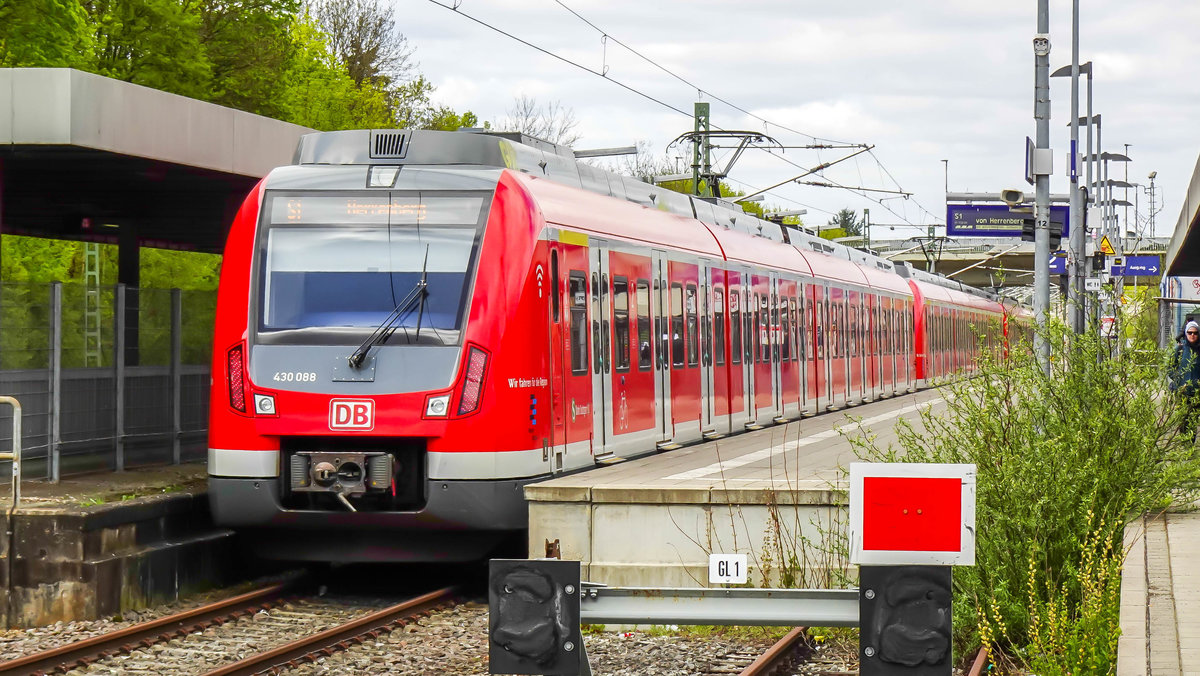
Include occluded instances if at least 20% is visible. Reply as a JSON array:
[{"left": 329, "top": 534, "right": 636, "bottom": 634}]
[{"left": 402, "top": 0, "right": 1200, "bottom": 240}]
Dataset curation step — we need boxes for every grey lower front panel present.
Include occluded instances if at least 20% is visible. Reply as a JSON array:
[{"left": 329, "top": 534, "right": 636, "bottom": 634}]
[{"left": 208, "top": 476, "right": 543, "bottom": 562}]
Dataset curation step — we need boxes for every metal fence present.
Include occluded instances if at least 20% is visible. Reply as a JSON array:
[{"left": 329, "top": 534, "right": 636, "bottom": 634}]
[{"left": 0, "top": 281, "right": 213, "bottom": 481}]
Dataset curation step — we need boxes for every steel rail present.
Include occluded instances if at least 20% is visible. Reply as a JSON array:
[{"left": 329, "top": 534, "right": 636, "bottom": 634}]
[
  {"left": 202, "top": 586, "right": 457, "bottom": 676},
  {"left": 738, "top": 626, "right": 811, "bottom": 676},
  {"left": 0, "top": 582, "right": 294, "bottom": 675}
]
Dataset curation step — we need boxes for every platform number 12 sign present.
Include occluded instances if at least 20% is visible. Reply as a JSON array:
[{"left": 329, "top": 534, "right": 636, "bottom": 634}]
[{"left": 708, "top": 553, "right": 748, "bottom": 584}]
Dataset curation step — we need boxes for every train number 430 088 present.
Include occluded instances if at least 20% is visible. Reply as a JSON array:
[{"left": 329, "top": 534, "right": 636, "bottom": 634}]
[{"left": 273, "top": 371, "right": 317, "bottom": 382}]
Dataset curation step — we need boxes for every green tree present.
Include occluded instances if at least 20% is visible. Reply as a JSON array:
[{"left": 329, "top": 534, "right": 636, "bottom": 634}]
[
  {"left": 198, "top": 0, "right": 300, "bottom": 119},
  {"left": 87, "top": 0, "right": 213, "bottom": 98},
  {"left": 0, "top": 0, "right": 94, "bottom": 67},
  {"left": 276, "top": 17, "right": 392, "bottom": 130},
  {"left": 826, "top": 207, "right": 862, "bottom": 237}
]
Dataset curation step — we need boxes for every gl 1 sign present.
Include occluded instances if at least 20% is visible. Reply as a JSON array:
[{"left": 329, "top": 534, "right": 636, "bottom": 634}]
[{"left": 708, "top": 553, "right": 748, "bottom": 584}]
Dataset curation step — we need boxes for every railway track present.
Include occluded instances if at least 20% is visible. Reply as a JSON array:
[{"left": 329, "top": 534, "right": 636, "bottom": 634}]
[{"left": 0, "top": 582, "right": 457, "bottom": 676}]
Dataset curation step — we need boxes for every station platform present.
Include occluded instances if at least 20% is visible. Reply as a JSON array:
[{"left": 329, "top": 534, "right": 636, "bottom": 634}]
[
  {"left": 1118, "top": 511, "right": 1200, "bottom": 676},
  {"left": 0, "top": 461, "right": 232, "bottom": 627},
  {"left": 526, "top": 390, "right": 946, "bottom": 588}
]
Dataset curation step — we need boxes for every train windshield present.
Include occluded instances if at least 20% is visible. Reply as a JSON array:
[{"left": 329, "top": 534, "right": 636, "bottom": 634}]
[{"left": 257, "top": 191, "right": 490, "bottom": 345}]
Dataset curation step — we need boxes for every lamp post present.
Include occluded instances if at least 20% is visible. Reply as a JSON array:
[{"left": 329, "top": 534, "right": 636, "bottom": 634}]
[
  {"left": 1052, "top": 60, "right": 1092, "bottom": 333},
  {"left": 1049, "top": 0, "right": 1082, "bottom": 334},
  {"left": 1032, "top": 0, "right": 1052, "bottom": 373}
]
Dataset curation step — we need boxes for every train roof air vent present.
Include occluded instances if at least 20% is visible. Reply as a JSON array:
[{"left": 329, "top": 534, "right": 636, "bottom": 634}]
[{"left": 371, "top": 131, "right": 408, "bottom": 159}]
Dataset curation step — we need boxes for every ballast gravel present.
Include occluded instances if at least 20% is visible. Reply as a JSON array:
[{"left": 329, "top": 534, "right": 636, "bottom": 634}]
[{"left": 0, "top": 597, "right": 861, "bottom": 675}]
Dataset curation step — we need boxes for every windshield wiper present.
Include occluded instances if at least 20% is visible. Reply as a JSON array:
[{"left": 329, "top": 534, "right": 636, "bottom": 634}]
[{"left": 347, "top": 247, "right": 430, "bottom": 369}]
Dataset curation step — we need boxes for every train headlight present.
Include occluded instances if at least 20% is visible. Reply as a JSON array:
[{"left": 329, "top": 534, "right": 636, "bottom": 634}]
[
  {"left": 425, "top": 394, "right": 450, "bottom": 418},
  {"left": 368, "top": 165, "right": 400, "bottom": 188},
  {"left": 254, "top": 393, "right": 276, "bottom": 416}
]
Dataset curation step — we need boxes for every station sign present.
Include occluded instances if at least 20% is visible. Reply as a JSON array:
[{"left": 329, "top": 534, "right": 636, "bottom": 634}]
[
  {"left": 849, "top": 463, "right": 976, "bottom": 566},
  {"left": 1111, "top": 255, "right": 1161, "bottom": 277},
  {"left": 946, "top": 204, "right": 1069, "bottom": 238}
]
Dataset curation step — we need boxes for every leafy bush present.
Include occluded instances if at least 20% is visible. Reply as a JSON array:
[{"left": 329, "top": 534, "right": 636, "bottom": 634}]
[{"left": 849, "top": 319, "right": 1200, "bottom": 669}]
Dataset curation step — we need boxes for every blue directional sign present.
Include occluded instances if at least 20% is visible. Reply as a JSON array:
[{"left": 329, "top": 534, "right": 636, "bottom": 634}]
[
  {"left": 946, "top": 204, "right": 1070, "bottom": 237},
  {"left": 1112, "top": 255, "right": 1161, "bottom": 277},
  {"left": 1048, "top": 253, "right": 1067, "bottom": 275}
]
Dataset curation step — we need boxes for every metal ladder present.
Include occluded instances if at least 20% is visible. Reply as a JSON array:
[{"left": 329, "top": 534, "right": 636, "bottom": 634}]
[{"left": 84, "top": 243, "right": 102, "bottom": 367}]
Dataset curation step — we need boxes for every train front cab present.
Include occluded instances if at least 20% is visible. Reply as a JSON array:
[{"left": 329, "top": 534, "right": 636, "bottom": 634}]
[{"left": 208, "top": 167, "right": 570, "bottom": 562}]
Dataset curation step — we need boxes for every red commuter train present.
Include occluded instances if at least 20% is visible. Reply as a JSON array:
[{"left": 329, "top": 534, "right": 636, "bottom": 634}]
[{"left": 208, "top": 129, "right": 1026, "bottom": 562}]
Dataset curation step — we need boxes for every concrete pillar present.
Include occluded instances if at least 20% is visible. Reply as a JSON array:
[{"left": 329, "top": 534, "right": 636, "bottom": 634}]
[{"left": 117, "top": 222, "right": 140, "bottom": 366}]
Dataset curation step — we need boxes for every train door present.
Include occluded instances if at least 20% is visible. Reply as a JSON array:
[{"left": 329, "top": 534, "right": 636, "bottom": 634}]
[
  {"left": 710, "top": 268, "right": 732, "bottom": 436},
  {"left": 750, "top": 273, "right": 772, "bottom": 424},
  {"left": 895, "top": 302, "right": 904, "bottom": 393},
  {"left": 668, "top": 259, "right": 702, "bottom": 443},
  {"left": 653, "top": 251, "right": 671, "bottom": 443},
  {"left": 809, "top": 283, "right": 826, "bottom": 412},
  {"left": 904, "top": 301, "right": 914, "bottom": 391},
  {"left": 877, "top": 296, "right": 890, "bottom": 396},
  {"left": 827, "top": 286, "right": 845, "bottom": 408},
  {"left": 778, "top": 279, "right": 800, "bottom": 419},
  {"left": 799, "top": 282, "right": 815, "bottom": 415},
  {"left": 551, "top": 245, "right": 596, "bottom": 471},
  {"left": 548, "top": 248, "right": 567, "bottom": 472},
  {"left": 607, "top": 251, "right": 656, "bottom": 455},
  {"left": 699, "top": 262, "right": 715, "bottom": 435},
  {"left": 848, "top": 290, "right": 863, "bottom": 404},
  {"left": 769, "top": 274, "right": 783, "bottom": 419},
  {"left": 873, "top": 296, "right": 883, "bottom": 397},
  {"left": 589, "top": 247, "right": 611, "bottom": 455},
  {"left": 726, "top": 271, "right": 751, "bottom": 431}
]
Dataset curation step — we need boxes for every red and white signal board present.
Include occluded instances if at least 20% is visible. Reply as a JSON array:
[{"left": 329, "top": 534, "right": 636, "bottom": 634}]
[{"left": 849, "top": 463, "right": 976, "bottom": 566}]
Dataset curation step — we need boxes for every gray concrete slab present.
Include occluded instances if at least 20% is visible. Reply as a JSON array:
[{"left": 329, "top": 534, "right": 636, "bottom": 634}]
[{"left": 1118, "top": 510, "right": 1200, "bottom": 676}]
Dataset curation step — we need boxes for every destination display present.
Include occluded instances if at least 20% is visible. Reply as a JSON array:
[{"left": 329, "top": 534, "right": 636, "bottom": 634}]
[
  {"left": 270, "top": 195, "right": 485, "bottom": 225},
  {"left": 946, "top": 204, "right": 1070, "bottom": 237}
]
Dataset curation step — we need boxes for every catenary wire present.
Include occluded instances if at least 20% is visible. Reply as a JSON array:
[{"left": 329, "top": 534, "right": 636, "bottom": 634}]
[
  {"left": 549, "top": 0, "right": 854, "bottom": 146},
  {"left": 429, "top": 0, "right": 931, "bottom": 226}
]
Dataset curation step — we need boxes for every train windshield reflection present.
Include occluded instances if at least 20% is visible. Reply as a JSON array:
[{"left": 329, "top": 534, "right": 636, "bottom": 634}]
[{"left": 257, "top": 191, "right": 490, "bottom": 345}]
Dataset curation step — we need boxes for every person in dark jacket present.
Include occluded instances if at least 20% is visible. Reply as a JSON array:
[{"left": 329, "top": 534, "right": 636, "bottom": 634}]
[{"left": 1171, "top": 320, "right": 1200, "bottom": 439}]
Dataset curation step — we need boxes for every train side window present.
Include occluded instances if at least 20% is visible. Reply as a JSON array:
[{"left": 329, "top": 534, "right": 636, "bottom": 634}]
[
  {"left": 686, "top": 283, "right": 699, "bottom": 367},
  {"left": 569, "top": 272, "right": 588, "bottom": 374},
  {"left": 744, "top": 291, "right": 755, "bottom": 363},
  {"left": 671, "top": 282, "right": 685, "bottom": 368},
  {"left": 551, "top": 251, "right": 560, "bottom": 322},
  {"left": 841, "top": 304, "right": 848, "bottom": 358},
  {"left": 791, "top": 300, "right": 801, "bottom": 362},
  {"left": 771, "top": 294, "right": 781, "bottom": 362},
  {"left": 850, "top": 303, "right": 858, "bottom": 357},
  {"left": 714, "top": 287, "right": 726, "bottom": 367},
  {"left": 777, "top": 298, "right": 787, "bottom": 362},
  {"left": 756, "top": 294, "right": 764, "bottom": 364},
  {"left": 601, "top": 273, "right": 610, "bottom": 374},
  {"left": 816, "top": 297, "right": 824, "bottom": 360},
  {"left": 636, "top": 279, "right": 651, "bottom": 371},
  {"left": 613, "top": 276, "right": 630, "bottom": 372},
  {"left": 591, "top": 272, "right": 601, "bottom": 374},
  {"left": 730, "top": 287, "right": 742, "bottom": 365}
]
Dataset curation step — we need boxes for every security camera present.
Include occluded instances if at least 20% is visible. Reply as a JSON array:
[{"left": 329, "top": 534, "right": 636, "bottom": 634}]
[
  {"left": 1033, "top": 34, "right": 1051, "bottom": 57},
  {"left": 1001, "top": 189, "right": 1025, "bottom": 207}
]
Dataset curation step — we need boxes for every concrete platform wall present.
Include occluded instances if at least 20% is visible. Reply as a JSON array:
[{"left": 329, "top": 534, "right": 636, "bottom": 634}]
[
  {"left": 0, "top": 492, "right": 235, "bottom": 627},
  {"left": 528, "top": 482, "right": 848, "bottom": 588}
]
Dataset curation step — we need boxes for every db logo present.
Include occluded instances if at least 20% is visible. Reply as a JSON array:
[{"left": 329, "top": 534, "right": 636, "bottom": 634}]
[{"left": 329, "top": 399, "right": 375, "bottom": 430}]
